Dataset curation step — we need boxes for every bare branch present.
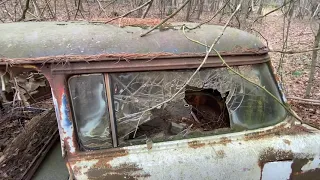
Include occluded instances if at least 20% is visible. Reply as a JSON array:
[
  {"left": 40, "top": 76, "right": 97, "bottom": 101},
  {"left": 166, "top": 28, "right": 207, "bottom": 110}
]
[
  {"left": 142, "top": 0, "right": 153, "bottom": 18},
  {"left": 270, "top": 47, "right": 320, "bottom": 54},
  {"left": 252, "top": 0, "right": 295, "bottom": 24},
  {"left": 140, "top": 0, "right": 191, "bottom": 37},
  {"left": 18, "top": 0, "right": 30, "bottom": 21},
  {"left": 186, "top": 0, "right": 230, "bottom": 30},
  {"left": 132, "top": 1, "right": 242, "bottom": 138},
  {"left": 74, "top": 0, "right": 82, "bottom": 19},
  {"left": 311, "top": 3, "right": 320, "bottom": 19},
  {"left": 63, "top": 0, "right": 70, "bottom": 20},
  {"left": 97, "top": 0, "right": 116, "bottom": 17},
  {"left": 105, "top": 0, "right": 153, "bottom": 23},
  {"left": 287, "top": 97, "right": 320, "bottom": 105},
  {"left": 306, "top": 23, "right": 320, "bottom": 98},
  {"left": 96, "top": 0, "right": 107, "bottom": 17},
  {"left": 0, "top": 0, "right": 10, "bottom": 6},
  {"left": 252, "top": 28, "right": 269, "bottom": 47}
]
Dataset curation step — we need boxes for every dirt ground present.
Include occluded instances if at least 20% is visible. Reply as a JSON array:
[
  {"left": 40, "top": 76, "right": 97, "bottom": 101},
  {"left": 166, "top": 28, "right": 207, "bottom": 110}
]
[{"left": 251, "top": 11, "right": 320, "bottom": 127}]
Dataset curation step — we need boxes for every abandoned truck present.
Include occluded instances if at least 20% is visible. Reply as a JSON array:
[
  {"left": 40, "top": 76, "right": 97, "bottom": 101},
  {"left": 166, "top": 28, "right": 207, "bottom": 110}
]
[{"left": 0, "top": 21, "right": 320, "bottom": 180}]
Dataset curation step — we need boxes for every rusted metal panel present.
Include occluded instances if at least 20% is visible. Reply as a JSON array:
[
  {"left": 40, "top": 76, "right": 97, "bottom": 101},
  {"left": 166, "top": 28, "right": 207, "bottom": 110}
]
[
  {"left": 41, "top": 67, "right": 79, "bottom": 155},
  {"left": 0, "top": 22, "right": 267, "bottom": 63},
  {"left": 65, "top": 119, "right": 320, "bottom": 180},
  {"left": 49, "top": 54, "right": 269, "bottom": 75}
]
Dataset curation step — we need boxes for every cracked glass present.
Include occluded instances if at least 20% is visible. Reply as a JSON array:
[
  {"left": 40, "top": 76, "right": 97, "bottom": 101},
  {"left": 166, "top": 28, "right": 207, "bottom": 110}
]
[{"left": 69, "top": 63, "right": 287, "bottom": 148}]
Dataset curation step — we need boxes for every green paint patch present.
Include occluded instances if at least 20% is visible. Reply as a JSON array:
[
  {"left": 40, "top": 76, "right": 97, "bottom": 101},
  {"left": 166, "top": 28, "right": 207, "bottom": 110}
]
[{"left": 292, "top": 70, "right": 302, "bottom": 77}]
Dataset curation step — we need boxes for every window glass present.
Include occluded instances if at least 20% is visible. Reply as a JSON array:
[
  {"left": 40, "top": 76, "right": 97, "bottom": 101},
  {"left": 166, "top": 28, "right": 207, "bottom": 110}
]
[
  {"left": 69, "top": 74, "right": 112, "bottom": 149},
  {"left": 110, "top": 63, "right": 286, "bottom": 146}
]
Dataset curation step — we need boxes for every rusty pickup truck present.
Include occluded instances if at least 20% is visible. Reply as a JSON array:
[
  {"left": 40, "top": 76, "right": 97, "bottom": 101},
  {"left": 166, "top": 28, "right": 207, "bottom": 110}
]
[{"left": 0, "top": 21, "right": 319, "bottom": 180}]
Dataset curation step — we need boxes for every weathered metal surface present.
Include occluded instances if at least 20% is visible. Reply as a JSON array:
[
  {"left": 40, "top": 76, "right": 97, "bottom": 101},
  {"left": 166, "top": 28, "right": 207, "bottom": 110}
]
[
  {"left": 66, "top": 120, "right": 320, "bottom": 180},
  {"left": 48, "top": 54, "right": 270, "bottom": 75},
  {"left": 41, "top": 69, "right": 79, "bottom": 156},
  {"left": 0, "top": 22, "right": 267, "bottom": 65}
]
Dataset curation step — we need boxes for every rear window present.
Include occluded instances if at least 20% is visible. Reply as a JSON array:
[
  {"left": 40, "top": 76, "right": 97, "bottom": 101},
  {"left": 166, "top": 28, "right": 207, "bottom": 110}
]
[{"left": 69, "top": 63, "right": 286, "bottom": 149}]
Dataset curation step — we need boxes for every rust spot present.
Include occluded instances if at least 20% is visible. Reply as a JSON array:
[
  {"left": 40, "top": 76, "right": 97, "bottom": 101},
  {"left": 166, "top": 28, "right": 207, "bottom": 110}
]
[
  {"left": 0, "top": 51, "right": 268, "bottom": 66},
  {"left": 258, "top": 148, "right": 294, "bottom": 168},
  {"left": 231, "top": 45, "right": 268, "bottom": 54},
  {"left": 283, "top": 139, "right": 291, "bottom": 145},
  {"left": 208, "top": 137, "right": 232, "bottom": 146},
  {"left": 69, "top": 148, "right": 129, "bottom": 162},
  {"left": 69, "top": 149, "right": 151, "bottom": 179},
  {"left": 219, "top": 137, "right": 231, "bottom": 146},
  {"left": 209, "top": 137, "right": 231, "bottom": 146},
  {"left": 91, "top": 17, "right": 162, "bottom": 27},
  {"left": 94, "top": 150, "right": 130, "bottom": 169},
  {"left": 244, "top": 124, "right": 312, "bottom": 141},
  {"left": 216, "top": 150, "right": 225, "bottom": 158},
  {"left": 188, "top": 141, "right": 205, "bottom": 149},
  {"left": 258, "top": 148, "right": 294, "bottom": 180},
  {"left": 244, "top": 123, "right": 286, "bottom": 141},
  {"left": 86, "top": 163, "right": 150, "bottom": 180}
]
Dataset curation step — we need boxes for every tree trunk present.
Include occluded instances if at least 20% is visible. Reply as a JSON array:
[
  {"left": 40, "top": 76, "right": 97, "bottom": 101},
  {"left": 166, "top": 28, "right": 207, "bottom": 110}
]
[
  {"left": 142, "top": 0, "right": 154, "bottom": 18},
  {"left": 64, "top": 0, "right": 70, "bottom": 20},
  {"left": 137, "top": 0, "right": 144, "bottom": 17},
  {"left": 185, "top": 0, "right": 192, "bottom": 21},
  {"left": 257, "top": 0, "right": 263, "bottom": 15},
  {"left": 305, "top": 23, "right": 320, "bottom": 98},
  {"left": 239, "top": 0, "right": 250, "bottom": 29},
  {"left": 196, "top": 0, "right": 204, "bottom": 19},
  {"left": 209, "top": 0, "right": 215, "bottom": 11}
]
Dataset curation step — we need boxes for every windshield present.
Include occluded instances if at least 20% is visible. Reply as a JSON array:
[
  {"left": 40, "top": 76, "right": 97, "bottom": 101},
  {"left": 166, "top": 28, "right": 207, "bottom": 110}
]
[{"left": 69, "top": 63, "right": 287, "bottom": 149}]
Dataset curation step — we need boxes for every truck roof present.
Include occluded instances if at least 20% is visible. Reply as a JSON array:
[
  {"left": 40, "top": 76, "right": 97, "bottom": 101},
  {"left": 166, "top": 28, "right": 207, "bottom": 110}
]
[{"left": 0, "top": 21, "right": 267, "bottom": 65}]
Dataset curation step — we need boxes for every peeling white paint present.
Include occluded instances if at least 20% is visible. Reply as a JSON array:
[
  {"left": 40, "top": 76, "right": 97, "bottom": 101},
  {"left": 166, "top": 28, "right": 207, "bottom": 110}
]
[{"left": 262, "top": 161, "right": 292, "bottom": 180}]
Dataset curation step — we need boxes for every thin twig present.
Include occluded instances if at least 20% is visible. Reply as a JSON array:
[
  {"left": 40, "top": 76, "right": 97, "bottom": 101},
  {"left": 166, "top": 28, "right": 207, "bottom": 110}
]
[
  {"left": 182, "top": 30, "right": 301, "bottom": 121},
  {"left": 18, "top": 0, "right": 30, "bottom": 21},
  {"left": 277, "top": 0, "right": 294, "bottom": 86},
  {"left": 270, "top": 47, "right": 320, "bottom": 54},
  {"left": 96, "top": 0, "right": 107, "bottom": 17},
  {"left": 63, "top": 0, "right": 70, "bottom": 20},
  {"left": 140, "top": 0, "right": 191, "bottom": 37},
  {"left": 105, "top": 0, "right": 153, "bottom": 23},
  {"left": 287, "top": 97, "right": 320, "bottom": 104},
  {"left": 0, "top": 0, "right": 10, "bottom": 5},
  {"left": 97, "top": 0, "right": 116, "bottom": 17},
  {"left": 311, "top": 3, "right": 320, "bottom": 19},
  {"left": 132, "top": 2, "right": 242, "bottom": 138},
  {"left": 142, "top": 0, "right": 153, "bottom": 18},
  {"left": 252, "top": 28, "right": 269, "bottom": 47},
  {"left": 74, "top": 0, "right": 82, "bottom": 19},
  {"left": 252, "top": 0, "right": 295, "bottom": 24},
  {"left": 186, "top": 0, "right": 230, "bottom": 30}
]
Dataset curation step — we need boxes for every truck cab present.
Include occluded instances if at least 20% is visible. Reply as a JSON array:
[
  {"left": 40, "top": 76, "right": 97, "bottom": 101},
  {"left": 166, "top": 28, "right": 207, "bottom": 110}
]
[{"left": 0, "top": 21, "right": 319, "bottom": 180}]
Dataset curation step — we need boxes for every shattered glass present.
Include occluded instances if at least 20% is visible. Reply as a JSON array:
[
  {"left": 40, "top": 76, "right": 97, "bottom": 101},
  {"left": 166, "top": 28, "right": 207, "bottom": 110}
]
[
  {"left": 111, "top": 63, "right": 286, "bottom": 146},
  {"left": 68, "top": 63, "right": 287, "bottom": 149},
  {"left": 111, "top": 68, "right": 233, "bottom": 143}
]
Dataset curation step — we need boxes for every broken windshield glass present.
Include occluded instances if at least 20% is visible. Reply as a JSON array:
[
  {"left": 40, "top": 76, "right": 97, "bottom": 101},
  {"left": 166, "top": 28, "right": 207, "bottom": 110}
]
[
  {"left": 68, "top": 63, "right": 287, "bottom": 149},
  {"left": 110, "top": 63, "right": 286, "bottom": 146}
]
